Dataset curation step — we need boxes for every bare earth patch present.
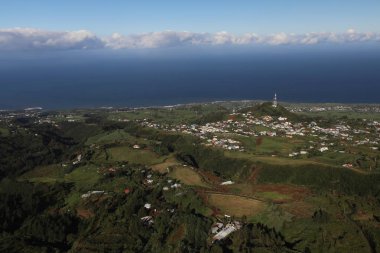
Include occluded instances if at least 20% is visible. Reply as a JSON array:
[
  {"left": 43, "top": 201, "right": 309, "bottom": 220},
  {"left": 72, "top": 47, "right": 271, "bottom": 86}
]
[
  {"left": 197, "top": 170, "right": 223, "bottom": 185},
  {"left": 76, "top": 208, "right": 95, "bottom": 219}
]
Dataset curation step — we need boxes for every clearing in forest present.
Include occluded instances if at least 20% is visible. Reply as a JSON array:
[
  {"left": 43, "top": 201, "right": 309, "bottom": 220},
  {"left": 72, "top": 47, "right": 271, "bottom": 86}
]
[
  {"left": 207, "top": 193, "right": 266, "bottom": 217},
  {"left": 151, "top": 157, "right": 180, "bottom": 173},
  {"left": 169, "top": 166, "right": 210, "bottom": 188}
]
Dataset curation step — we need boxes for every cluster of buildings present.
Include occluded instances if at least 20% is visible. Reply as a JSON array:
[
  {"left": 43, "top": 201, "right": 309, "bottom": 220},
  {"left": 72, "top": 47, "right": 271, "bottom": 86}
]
[
  {"left": 289, "top": 104, "right": 380, "bottom": 114},
  {"left": 139, "top": 101, "right": 380, "bottom": 170},
  {"left": 211, "top": 220, "right": 242, "bottom": 242}
]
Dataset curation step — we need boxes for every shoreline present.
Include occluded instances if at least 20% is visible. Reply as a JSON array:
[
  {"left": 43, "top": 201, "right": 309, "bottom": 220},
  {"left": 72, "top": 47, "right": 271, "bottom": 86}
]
[{"left": 2, "top": 99, "right": 380, "bottom": 112}]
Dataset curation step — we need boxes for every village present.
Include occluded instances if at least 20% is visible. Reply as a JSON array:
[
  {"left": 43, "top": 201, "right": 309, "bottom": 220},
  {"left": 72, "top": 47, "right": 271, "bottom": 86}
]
[
  {"left": 1, "top": 102, "right": 380, "bottom": 172},
  {"left": 139, "top": 101, "right": 380, "bottom": 170}
]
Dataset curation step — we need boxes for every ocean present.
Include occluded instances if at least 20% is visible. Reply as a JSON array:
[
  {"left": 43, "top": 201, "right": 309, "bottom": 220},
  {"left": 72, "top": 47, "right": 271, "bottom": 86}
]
[{"left": 0, "top": 45, "right": 379, "bottom": 109}]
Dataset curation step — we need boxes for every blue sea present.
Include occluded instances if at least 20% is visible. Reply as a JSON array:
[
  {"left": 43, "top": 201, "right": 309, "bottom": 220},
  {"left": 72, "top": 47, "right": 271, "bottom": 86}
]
[{"left": 0, "top": 45, "right": 379, "bottom": 109}]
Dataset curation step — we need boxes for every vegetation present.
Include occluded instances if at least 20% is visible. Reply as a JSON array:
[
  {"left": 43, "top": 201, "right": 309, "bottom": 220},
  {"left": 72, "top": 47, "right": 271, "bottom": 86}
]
[
  {"left": 168, "top": 166, "right": 210, "bottom": 188},
  {"left": 257, "top": 163, "right": 380, "bottom": 195},
  {"left": 207, "top": 193, "right": 266, "bottom": 217},
  {"left": 0, "top": 103, "right": 379, "bottom": 252},
  {"left": 239, "top": 102, "right": 305, "bottom": 122}
]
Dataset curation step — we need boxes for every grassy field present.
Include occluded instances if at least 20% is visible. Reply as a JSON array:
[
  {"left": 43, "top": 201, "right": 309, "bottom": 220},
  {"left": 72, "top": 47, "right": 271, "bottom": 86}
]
[
  {"left": 224, "top": 183, "right": 255, "bottom": 196},
  {"left": 225, "top": 151, "right": 333, "bottom": 167},
  {"left": 250, "top": 204, "right": 294, "bottom": 231},
  {"left": 168, "top": 166, "right": 210, "bottom": 188},
  {"left": 229, "top": 135, "right": 300, "bottom": 155},
  {"left": 19, "top": 164, "right": 101, "bottom": 207},
  {"left": 86, "top": 129, "right": 150, "bottom": 146},
  {"left": 65, "top": 192, "right": 83, "bottom": 207},
  {"left": 151, "top": 156, "right": 180, "bottom": 173},
  {"left": 85, "top": 129, "right": 130, "bottom": 145},
  {"left": 96, "top": 177, "right": 131, "bottom": 193},
  {"left": 107, "top": 146, "right": 165, "bottom": 165},
  {"left": 107, "top": 103, "right": 228, "bottom": 124},
  {"left": 207, "top": 193, "right": 266, "bottom": 217},
  {"left": 223, "top": 182, "right": 308, "bottom": 203},
  {"left": 225, "top": 134, "right": 363, "bottom": 169},
  {"left": 0, "top": 127, "right": 10, "bottom": 136},
  {"left": 253, "top": 136, "right": 299, "bottom": 154},
  {"left": 255, "top": 191, "right": 292, "bottom": 201},
  {"left": 64, "top": 165, "right": 100, "bottom": 190},
  {"left": 19, "top": 164, "right": 66, "bottom": 181},
  {"left": 301, "top": 111, "right": 380, "bottom": 121}
]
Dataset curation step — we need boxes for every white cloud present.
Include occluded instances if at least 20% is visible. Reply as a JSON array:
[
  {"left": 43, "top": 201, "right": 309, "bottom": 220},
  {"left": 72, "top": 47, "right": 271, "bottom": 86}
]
[
  {"left": 0, "top": 28, "right": 103, "bottom": 50},
  {"left": 103, "top": 29, "right": 380, "bottom": 48},
  {"left": 0, "top": 27, "right": 379, "bottom": 51},
  {"left": 103, "top": 31, "right": 200, "bottom": 49}
]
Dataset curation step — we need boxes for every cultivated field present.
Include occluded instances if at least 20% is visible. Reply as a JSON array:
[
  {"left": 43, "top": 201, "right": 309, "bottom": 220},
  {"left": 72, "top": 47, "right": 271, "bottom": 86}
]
[
  {"left": 151, "top": 157, "right": 180, "bottom": 173},
  {"left": 169, "top": 166, "right": 210, "bottom": 188},
  {"left": 207, "top": 193, "right": 266, "bottom": 217},
  {"left": 107, "top": 146, "right": 165, "bottom": 165}
]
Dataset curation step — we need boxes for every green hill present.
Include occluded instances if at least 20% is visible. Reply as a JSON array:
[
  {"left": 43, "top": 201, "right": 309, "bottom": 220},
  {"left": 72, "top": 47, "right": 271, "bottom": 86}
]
[{"left": 239, "top": 102, "right": 303, "bottom": 121}]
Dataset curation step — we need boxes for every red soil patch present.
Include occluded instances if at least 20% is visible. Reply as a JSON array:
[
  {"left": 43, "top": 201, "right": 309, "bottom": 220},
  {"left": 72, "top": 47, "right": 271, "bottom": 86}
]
[
  {"left": 248, "top": 167, "right": 261, "bottom": 183},
  {"left": 77, "top": 208, "right": 94, "bottom": 219},
  {"left": 196, "top": 189, "right": 208, "bottom": 202},
  {"left": 228, "top": 115, "right": 237, "bottom": 121},
  {"left": 253, "top": 183, "right": 311, "bottom": 201},
  {"left": 256, "top": 137, "right": 263, "bottom": 146},
  {"left": 354, "top": 210, "right": 374, "bottom": 221},
  {"left": 196, "top": 189, "right": 221, "bottom": 216},
  {"left": 198, "top": 170, "right": 222, "bottom": 185}
]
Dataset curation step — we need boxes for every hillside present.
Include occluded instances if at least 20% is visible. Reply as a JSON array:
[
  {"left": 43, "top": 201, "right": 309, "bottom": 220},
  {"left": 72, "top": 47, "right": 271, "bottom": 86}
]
[
  {"left": 239, "top": 102, "right": 303, "bottom": 121},
  {"left": 0, "top": 104, "right": 380, "bottom": 253}
]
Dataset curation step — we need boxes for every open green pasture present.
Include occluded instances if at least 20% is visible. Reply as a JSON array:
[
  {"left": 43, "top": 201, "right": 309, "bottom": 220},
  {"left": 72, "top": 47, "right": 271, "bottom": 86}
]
[
  {"left": 302, "top": 110, "right": 380, "bottom": 121},
  {"left": 230, "top": 135, "right": 304, "bottom": 156},
  {"left": 0, "top": 127, "right": 10, "bottom": 136},
  {"left": 107, "top": 145, "right": 166, "bottom": 165},
  {"left": 108, "top": 104, "right": 227, "bottom": 124}
]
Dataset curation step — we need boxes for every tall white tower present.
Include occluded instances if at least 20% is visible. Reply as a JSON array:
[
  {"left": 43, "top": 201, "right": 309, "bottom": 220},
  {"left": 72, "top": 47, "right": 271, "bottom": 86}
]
[{"left": 272, "top": 93, "right": 278, "bottom": 108}]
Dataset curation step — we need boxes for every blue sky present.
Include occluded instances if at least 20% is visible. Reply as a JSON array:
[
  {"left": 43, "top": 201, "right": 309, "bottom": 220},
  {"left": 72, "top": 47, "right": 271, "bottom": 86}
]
[
  {"left": 1, "top": 0, "right": 379, "bottom": 34},
  {"left": 0, "top": 1, "right": 379, "bottom": 51}
]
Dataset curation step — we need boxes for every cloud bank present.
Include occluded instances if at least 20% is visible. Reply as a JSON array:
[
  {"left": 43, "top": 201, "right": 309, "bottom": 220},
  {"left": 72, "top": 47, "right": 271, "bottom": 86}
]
[
  {"left": 0, "top": 28, "right": 103, "bottom": 50},
  {"left": 0, "top": 28, "right": 379, "bottom": 51}
]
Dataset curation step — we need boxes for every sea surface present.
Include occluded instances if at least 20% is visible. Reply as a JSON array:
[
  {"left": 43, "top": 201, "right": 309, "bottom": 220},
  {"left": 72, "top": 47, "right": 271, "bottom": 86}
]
[{"left": 0, "top": 45, "right": 379, "bottom": 109}]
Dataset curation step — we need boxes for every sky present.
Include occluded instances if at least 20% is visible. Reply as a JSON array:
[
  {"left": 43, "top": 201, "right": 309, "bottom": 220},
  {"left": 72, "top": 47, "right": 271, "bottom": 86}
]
[
  {"left": 1, "top": 0, "right": 380, "bottom": 34},
  {"left": 0, "top": 0, "right": 380, "bottom": 50},
  {"left": 0, "top": 1, "right": 380, "bottom": 108}
]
